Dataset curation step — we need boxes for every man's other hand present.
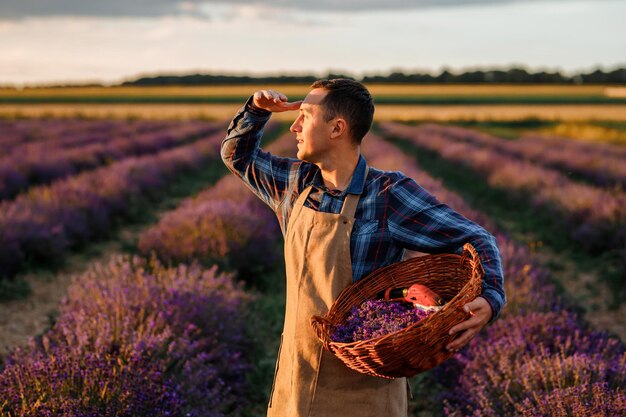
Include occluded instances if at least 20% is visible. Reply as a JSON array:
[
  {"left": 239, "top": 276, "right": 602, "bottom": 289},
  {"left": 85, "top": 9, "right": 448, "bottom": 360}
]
[
  {"left": 445, "top": 296, "right": 492, "bottom": 352},
  {"left": 252, "top": 89, "right": 302, "bottom": 112}
]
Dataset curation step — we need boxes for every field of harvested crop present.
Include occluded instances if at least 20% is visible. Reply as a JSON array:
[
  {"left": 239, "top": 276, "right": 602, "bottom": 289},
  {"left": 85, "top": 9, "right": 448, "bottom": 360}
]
[
  {"left": 2, "top": 84, "right": 625, "bottom": 101},
  {"left": 0, "top": 90, "right": 625, "bottom": 415},
  {"left": 2, "top": 84, "right": 625, "bottom": 123},
  {"left": 3, "top": 102, "right": 626, "bottom": 122}
]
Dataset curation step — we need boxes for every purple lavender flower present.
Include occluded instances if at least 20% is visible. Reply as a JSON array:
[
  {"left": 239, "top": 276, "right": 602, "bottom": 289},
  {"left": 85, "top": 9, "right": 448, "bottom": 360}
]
[
  {"left": 331, "top": 299, "right": 435, "bottom": 343},
  {"left": 434, "top": 311, "right": 626, "bottom": 416}
]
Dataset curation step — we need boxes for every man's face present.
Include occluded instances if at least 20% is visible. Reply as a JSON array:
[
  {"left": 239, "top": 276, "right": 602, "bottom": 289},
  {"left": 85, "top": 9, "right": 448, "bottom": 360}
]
[{"left": 289, "top": 88, "right": 333, "bottom": 163}]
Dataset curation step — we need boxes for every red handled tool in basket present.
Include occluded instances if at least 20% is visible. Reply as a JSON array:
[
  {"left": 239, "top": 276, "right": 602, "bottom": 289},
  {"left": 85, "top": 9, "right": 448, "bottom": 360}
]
[{"left": 377, "top": 283, "right": 445, "bottom": 310}]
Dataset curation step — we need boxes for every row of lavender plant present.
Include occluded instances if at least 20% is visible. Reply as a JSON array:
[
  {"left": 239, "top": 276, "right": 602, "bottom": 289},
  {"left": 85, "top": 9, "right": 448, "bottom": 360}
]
[
  {"left": 0, "top": 118, "right": 104, "bottom": 153},
  {"left": 522, "top": 130, "right": 626, "bottom": 159},
  {"left": 137, "top": 130, "right": 297, "bottom": 279},
  {"left": 0, "top": 254, "right": 254, "bottom": 417},
  {"left": 515, "top": 133, "right": 626, "bottom": 188},
  {"left": 379, "top": 122, "right": 626, "bottom": 257},
  {"left": 0, "top": 120, "right": 224, "bottom": 200},
  {"left": 0, "top": 118, "right": 177, "bottom": 157},
  {"left": 133, "top": 128, "right": 298, "bottom": 415},
  {"left": 409, "top": 123, "right": 626, "bottom": 189},
  {"left": 0, "top": 122, "right": 290, "bottom": 416},
  {"left": 363, "top": 133, "right": 625, "bottom": 416},
  {"left": 0, "top": 129, "right": 229, "bottom": 280}
]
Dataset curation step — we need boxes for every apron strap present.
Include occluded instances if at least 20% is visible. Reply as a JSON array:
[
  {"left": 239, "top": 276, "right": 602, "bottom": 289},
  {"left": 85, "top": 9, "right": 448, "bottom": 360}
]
[
  {"left": 291, "top": 184, "right": 314, "bottom": 218},
  {"left": 340, "top": 165, "right": 368, "bottom": 218},
  {"left": 340, "top": 194, "right": 359, "bottom": 217}
]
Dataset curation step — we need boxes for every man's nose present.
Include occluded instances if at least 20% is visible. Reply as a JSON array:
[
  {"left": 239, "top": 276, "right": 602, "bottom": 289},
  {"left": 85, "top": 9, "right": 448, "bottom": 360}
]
[{"left": 290, "top": 118, "right": 301, "bottom": 133}]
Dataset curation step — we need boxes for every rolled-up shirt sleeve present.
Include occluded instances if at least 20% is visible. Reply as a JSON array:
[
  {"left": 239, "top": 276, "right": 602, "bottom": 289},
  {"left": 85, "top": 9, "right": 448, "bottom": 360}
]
[
  {"left": 221, "top": 96, "right": 300, "bottom": 211},
  {"left": 387, "top": 176, "right": 506, "bottom": 322}
]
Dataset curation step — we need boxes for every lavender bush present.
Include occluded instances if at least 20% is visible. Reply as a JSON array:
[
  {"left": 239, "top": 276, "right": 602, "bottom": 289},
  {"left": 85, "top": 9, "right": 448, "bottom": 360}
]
[
  {"left": 137, "top": 130, "right": 296, "bottom": 277},
  {"left": 516, "top": 382, "right": 626, "bottom": 417},
  {"left": 0, "top": 343, "right": 182, "bottom": 417},
  {"left": 0, "top": 254, "right": 253, "bottom": 417},
  {"left": 434, "top": 311, "right": 626, "bottom": 417},
  {"left": 0, "top": 118, "right": 94, "bottom": 155},
  {"left": 138, "top": 197, "right": 280, "bottom": 276}
]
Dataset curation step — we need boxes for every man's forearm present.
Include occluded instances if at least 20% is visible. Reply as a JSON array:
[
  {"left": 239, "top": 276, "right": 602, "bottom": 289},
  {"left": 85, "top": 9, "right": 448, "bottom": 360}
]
[
  {"left": 221, "top": 96, "right": 272, "bottom": 173},
  {"left": 469, "top": 233, "right": 506, "bottom": 323}
]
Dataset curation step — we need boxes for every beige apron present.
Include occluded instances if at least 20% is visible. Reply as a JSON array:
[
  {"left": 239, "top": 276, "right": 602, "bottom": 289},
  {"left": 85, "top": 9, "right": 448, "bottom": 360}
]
[{"left": 267, "top": 175, "right": 408, "bottom": 417}]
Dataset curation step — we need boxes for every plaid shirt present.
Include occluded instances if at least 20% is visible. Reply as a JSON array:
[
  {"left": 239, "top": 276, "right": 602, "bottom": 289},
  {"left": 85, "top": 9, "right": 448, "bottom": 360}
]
[{"left": 221, "top": 98, "right": 506, "bottom": 321}]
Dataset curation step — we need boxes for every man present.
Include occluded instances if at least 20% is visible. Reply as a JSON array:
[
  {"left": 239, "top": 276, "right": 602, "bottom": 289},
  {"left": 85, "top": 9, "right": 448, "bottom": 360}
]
[{"left": 221, "top": 79, "right": 506, "bottom": 417}]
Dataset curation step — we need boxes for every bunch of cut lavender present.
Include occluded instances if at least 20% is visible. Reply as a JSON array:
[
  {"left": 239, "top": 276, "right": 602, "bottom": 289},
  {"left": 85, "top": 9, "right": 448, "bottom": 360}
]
[{"left": 331, "top": 299, "right": 435, "bottom": 343}]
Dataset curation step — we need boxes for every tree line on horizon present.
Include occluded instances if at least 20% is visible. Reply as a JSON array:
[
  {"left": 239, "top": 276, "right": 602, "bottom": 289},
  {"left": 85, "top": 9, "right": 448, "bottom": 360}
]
[{"left": 119, "top": 67, "right": 626, "bottom": 87}]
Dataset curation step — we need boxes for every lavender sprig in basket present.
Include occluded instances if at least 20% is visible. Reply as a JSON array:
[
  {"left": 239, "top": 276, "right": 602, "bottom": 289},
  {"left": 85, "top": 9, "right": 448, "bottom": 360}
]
[{"left": 330, "top": 299, "right": 437, "bottom": 343}]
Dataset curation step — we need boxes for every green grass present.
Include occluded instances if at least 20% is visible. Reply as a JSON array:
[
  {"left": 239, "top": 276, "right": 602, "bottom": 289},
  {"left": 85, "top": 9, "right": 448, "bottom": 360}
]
[
  {"left": 399, "top": 119, "right": 626, "bottom": 142},
  {"left": 446, "top": 118, "right": 559, "bottom": 140},
  {"left": 376, "top": 125, "right": 625, "bottom": 307},
  {"left": 400, "top": 118, "right": 560, "bottom": 140},
  {"left": 0, "top": 278, "right": 31, "bottom": 302},
  {"left": 591, "top": 120, "right": 626, "bottom": 132}
]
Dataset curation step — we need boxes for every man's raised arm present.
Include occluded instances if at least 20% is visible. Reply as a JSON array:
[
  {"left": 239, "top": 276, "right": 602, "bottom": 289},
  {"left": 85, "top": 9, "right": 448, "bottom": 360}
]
[{"left": 220, "top": 90, "right": 302, "bottom": 211}]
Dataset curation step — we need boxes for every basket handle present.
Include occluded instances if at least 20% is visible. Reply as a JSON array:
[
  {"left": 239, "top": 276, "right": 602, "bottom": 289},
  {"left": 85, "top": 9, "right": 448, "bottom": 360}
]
[
  {"left": 460, "top": 243, "right": 485, "bottom": 278},
  {"left": 310, "top": 315, "right": 333, "bottom": 351}
]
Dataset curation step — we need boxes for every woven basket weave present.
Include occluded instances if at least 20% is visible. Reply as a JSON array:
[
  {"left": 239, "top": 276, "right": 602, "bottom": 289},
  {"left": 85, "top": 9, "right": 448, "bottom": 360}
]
[{"left": 311, "top": 243, "right": 484, "bottom": 379}]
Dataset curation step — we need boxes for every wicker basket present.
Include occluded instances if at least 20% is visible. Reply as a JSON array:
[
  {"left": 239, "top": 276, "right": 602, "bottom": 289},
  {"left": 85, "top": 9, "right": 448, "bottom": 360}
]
[{"left": 311, "top": 243, "right": 484, "bottom": 379}]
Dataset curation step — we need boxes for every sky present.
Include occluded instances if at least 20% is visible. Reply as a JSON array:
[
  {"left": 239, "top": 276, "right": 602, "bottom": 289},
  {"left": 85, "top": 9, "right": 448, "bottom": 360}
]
[{"left": 0, "top": 0, "right": 624, "bottom": 86}]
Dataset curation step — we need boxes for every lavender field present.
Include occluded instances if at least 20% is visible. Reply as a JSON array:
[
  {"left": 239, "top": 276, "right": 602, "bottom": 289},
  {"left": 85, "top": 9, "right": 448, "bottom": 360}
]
[
  {"left": 0, "top": 117, "right": 624, "bottom": 417},
  {"left": 362, "top": 132, "right": 625, "bottom": 415},
  {"left": 379, "top": 122, "right": 626, "bottom": 307},
  {"left": 0, "top": 119, "right": 224, "bottom": 200}
]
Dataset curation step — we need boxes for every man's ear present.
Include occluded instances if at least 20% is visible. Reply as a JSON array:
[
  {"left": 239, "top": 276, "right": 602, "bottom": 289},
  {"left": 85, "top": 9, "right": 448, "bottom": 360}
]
[{"left": 330, "top": 118, "right": 348, "bottom": 139}]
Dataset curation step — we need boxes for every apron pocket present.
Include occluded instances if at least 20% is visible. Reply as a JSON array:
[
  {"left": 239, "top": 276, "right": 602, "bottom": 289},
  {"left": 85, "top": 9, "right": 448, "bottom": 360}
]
[{"left": 268, "top": 333, "right": 284, "bottom": 408}]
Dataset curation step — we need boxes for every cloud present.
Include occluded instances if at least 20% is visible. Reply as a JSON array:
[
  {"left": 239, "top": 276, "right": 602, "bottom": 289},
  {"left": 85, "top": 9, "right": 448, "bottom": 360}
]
[
  {"left": 0, "top": 0, "right": 577, "bottom": 19},
  {"left": 0, "top": 1, "right": 208, "bottom": 19},
  {"left": 218, "top": 0, "right": 562, "bottom": 13}
]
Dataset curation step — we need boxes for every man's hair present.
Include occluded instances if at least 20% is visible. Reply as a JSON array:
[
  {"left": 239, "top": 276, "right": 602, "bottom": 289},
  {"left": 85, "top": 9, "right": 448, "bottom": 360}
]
[{"left": 310, "top": 78, "right": 374, "bottom": 145}]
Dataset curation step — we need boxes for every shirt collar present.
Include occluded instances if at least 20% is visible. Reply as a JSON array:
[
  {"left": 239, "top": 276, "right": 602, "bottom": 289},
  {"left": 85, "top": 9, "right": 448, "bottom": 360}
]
[{"left": 307, "top": 154, "right": 368, "bottom": 196}]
